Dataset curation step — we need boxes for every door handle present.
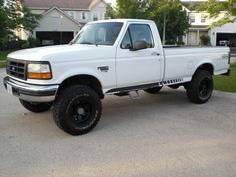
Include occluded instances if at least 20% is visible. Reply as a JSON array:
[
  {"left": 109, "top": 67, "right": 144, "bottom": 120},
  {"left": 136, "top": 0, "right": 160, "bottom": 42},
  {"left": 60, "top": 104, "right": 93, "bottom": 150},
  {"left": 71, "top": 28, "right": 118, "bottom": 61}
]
[{"left": 151, "top": 52, "right": 160, "bottom": 56}]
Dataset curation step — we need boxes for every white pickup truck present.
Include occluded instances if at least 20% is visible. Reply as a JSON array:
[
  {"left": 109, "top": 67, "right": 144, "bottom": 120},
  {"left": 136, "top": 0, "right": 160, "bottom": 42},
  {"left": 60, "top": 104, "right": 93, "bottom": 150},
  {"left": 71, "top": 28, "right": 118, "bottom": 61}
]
[{"left": 4, "top": 19, "right": 230, "bottom": 135}]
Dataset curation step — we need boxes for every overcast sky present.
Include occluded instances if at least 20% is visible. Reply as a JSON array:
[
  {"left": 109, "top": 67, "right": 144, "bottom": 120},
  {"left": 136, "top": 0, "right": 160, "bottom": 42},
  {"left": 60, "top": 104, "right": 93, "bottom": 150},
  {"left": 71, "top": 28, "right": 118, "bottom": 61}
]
[{"left": 105, "top": 0, "right": 115, "bottom": 5}]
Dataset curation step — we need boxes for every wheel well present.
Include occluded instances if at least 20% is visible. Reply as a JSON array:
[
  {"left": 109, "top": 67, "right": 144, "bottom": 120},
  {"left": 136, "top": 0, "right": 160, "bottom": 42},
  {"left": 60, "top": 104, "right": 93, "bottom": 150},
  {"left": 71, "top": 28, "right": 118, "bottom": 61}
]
[
  {"left": 57, "top": 75, "right": 104, "bottom": 99},
  {"left": 196, "top": 63, "right": 214, "bottom": 75}
]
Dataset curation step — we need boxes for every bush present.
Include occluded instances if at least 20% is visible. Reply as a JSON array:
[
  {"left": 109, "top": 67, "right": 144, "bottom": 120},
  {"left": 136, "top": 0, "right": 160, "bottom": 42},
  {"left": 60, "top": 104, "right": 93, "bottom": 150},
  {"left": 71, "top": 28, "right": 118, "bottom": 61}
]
[
  {"left": 177, "top": 41, "right": 185, "bottom": 45},
  {"left": 165, "top": 40, "right": 177, "bottom": 45},
  {"left": 20, "top": 40, "right": 30, "bottom": 49},
  {"left": 28, "top": 37, "right": 40, "bottom": 47},
  {"left": 200, "top": 35, "right": 210, "bottom": 46},
  {"left": 1, "top": 37, "right": 40, "bottom": 50}
]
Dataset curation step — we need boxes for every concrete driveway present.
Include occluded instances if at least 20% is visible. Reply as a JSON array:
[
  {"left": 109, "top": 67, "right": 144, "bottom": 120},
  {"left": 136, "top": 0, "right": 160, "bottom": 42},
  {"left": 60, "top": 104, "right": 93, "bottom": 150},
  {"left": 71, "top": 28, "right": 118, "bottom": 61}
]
[{"left": 0, "top": 68, "right": 236, "bottom": 177}]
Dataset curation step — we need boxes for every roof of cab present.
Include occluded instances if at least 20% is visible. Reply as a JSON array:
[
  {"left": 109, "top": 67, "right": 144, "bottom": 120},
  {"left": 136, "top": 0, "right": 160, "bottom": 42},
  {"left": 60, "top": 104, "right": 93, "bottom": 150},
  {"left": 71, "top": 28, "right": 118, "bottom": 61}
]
[{"left": 88, "top": 19, "right": 155, "bottom": 24}]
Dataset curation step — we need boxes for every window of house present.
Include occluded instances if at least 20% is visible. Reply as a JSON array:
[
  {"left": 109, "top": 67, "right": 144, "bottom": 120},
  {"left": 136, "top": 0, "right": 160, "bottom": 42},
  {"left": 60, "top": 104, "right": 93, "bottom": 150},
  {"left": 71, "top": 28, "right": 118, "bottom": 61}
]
[
  {"left": 81, "top": 12, "right": 86, "bottom": 20},
  {"left": 93, "top": 13, "right": 98, "bottom": 21},
  {"left": 121, "top": 24, "right": 154, "bottom": 49},
  {"left": 189, "top": 13, "right": 195, "bottom": 23},
  {"left": 201, "top": 14, "right": 207, "bottom": 23}
]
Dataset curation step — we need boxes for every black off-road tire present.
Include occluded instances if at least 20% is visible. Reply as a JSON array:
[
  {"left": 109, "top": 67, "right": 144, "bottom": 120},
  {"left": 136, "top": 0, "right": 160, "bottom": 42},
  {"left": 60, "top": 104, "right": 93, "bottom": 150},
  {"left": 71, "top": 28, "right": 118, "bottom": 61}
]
[
  {"left": 144, "top": 86, "right": 163, "bottom": 94},
  {"left": 186, "top": 70, "right": 213, "bottom": 104},
  {"left": 53, "top": 85, "right": 102, "bottom": 136},
  {"left": 19, "top": 99, "right": 52, "bottom": 113}
]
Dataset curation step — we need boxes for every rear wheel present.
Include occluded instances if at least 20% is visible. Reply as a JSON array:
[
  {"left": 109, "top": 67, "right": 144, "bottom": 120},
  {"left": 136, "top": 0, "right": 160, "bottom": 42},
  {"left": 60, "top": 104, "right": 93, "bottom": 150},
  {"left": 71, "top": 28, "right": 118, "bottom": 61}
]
[
  {"left": 186, "top": 70, "right": 213, "bottom": 104},
  {"left": 144, "top": 86, "right": 163, "bottom": 94},
  {"left": 53, "top": 85, "right": 102, "bottom": 135},
  {"left": 19, "top": 99, "right": 52, "bottom": 113}
]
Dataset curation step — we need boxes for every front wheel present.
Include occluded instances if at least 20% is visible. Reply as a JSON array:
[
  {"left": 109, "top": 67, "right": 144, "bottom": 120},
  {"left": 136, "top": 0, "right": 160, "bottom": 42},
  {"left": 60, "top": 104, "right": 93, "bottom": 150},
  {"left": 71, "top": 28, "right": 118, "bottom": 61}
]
[
  {"left": 19, "top": 99, "right": 52, "bottom": 113},
  {"left": 53, "top": 85, "right": 102, "bottom": 135},
  {"left": 186, "top": 70, "right": 213, "bottom": 104}
]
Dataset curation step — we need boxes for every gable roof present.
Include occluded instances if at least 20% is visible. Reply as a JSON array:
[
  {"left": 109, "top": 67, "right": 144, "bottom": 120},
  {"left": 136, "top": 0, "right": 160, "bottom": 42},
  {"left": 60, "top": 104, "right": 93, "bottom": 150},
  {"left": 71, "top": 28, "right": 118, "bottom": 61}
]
[
  {"left": 23, "top": 0, "right": 106, "bottom": 10},
  {"left": 42, "top": 6, "right": 82, "bottom": 26}
]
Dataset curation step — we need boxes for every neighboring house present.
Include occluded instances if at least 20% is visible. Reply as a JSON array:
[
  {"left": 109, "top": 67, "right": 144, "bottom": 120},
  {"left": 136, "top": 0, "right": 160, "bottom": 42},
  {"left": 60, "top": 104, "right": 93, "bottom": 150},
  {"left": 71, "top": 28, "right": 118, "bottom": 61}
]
[
  {"left": 182, "top": 1, "right": 236, "bottom": 47},
  {"left": 20, "top": 0, "right": 107, "bottom": 45}
]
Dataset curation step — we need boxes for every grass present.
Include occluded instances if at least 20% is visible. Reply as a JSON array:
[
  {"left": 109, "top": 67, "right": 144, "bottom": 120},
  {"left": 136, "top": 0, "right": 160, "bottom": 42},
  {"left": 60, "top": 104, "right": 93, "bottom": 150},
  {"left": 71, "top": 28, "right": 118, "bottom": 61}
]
[
  {"left": 214, "top": 63, "right": 236, "bottom": 93},
  {"left": 0, "top": 50, "right": 13, "bottom": 68},
  {"left": 0, "top": 62, "right": 6, "bottom": 68},
  {"left": 0, "top": 50, "right": 12, "bottom": 60}
]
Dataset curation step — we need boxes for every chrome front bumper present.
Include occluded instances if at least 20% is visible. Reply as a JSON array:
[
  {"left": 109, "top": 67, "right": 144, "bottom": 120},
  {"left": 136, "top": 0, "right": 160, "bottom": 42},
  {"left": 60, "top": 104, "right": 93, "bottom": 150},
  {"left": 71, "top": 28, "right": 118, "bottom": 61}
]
[{"left": 3, "top": 76, "right": 59, "bottom": 102}]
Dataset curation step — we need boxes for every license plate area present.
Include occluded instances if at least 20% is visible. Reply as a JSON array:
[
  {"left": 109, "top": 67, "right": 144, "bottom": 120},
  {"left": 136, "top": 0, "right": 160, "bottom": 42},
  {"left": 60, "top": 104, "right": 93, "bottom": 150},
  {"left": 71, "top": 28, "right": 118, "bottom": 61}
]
[{"left": 7, "top": 84, "right": 13, "bottom": 95}]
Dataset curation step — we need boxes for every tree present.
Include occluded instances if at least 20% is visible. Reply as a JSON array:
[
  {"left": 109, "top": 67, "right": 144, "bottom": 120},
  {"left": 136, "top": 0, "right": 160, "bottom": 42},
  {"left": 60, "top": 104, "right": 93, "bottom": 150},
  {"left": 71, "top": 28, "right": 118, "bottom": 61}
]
[
  {"left": 106, "top": 0, "right": 190, "bottom": 44},
  {"left": 106, "top": 0, "right": 146, "bottom": 19},
  {"left": 0, "top": 0, "right": 9, "bottom": 46},
  {"left": 147, "top": 0, "right": 190, "bottom": 43},
  {"left": 0, "top": 0, "right": 41, "bottom": 49},
  {"left": 106, "top": 4, "right": 116, "bottom": 19},
  {"left": 5, "top": 0, "right": 41, "bottom": 34},
  {"left": 198, "top": 0, "right": 236, "bottom": 27}
]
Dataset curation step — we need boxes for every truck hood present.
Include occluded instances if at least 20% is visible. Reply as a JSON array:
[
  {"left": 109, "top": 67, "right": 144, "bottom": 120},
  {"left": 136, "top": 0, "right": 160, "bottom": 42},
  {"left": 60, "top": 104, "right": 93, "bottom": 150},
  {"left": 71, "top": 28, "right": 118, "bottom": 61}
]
[{"left": 7, "top": 44, "right": 115, "bottom": 62}]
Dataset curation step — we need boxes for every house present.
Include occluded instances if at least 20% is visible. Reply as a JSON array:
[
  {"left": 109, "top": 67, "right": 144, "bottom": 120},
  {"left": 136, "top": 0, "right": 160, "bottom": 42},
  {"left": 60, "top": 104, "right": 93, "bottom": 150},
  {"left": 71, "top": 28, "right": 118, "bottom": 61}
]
[
  {"left": 182, "top": 0, "right": 236, "bottom": 47},
  {"left": 20, "top": 0, "right": 107, "bottom": 45}
]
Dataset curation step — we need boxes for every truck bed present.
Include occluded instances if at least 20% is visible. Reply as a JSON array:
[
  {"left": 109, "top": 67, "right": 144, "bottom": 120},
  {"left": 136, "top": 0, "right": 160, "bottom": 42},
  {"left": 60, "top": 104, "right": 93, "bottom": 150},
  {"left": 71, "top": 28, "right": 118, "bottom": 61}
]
[{"left": 163, "top": 47, "right": 230, "bottom": 82}]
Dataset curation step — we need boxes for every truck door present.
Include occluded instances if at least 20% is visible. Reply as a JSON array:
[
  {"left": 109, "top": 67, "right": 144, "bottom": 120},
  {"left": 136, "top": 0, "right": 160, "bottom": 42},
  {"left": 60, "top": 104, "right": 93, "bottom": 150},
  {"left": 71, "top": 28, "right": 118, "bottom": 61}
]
[{"left": 116, "top": 23, "right": 163, "bottom": 88}]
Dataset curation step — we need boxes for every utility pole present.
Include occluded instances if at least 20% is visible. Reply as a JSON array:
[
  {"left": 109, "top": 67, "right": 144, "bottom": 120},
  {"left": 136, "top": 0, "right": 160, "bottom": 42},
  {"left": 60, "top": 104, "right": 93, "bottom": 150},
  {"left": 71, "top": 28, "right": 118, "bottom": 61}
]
[{"left": 162, "top": 11, "right": 166, "bottom": 46}]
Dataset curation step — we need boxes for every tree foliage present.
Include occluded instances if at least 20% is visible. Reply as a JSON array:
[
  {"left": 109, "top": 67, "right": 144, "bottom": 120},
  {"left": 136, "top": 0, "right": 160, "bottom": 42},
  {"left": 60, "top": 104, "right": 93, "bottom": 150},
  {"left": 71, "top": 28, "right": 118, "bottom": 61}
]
[
  {"left": 106, "top": 0, "right": 190, "bottom": 44},
  {"left": 198, "top": 0, "right": 236, "bottom": 27},
  {"left": 0, "top": 0, "right": 9, "bottom": 45},
  {"left": 148, "top": 0, "right": 190, "bottom": 43},
  {"left": 0, "top": 0, "right": 41, "bottom": 47},
  {"left": 5, "top": 0, "right": 41, "bottom": 33}
]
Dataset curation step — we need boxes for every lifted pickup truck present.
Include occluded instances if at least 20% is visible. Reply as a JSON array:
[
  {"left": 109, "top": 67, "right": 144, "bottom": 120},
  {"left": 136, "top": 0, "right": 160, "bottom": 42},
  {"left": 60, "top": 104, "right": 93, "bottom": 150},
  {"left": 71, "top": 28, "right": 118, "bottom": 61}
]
[{"left": 3, "top": 19, "right": 230, "bottom": 135}]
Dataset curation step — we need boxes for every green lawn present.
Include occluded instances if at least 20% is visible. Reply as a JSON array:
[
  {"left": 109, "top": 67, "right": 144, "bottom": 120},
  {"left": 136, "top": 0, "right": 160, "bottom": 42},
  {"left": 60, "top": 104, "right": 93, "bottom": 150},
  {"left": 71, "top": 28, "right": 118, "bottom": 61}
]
[
  {"left": 214, "top": 63, "right": 236, "bottom": 93},
  {"left": 0, "top": 51, "right": 13, "bottom": 68}
]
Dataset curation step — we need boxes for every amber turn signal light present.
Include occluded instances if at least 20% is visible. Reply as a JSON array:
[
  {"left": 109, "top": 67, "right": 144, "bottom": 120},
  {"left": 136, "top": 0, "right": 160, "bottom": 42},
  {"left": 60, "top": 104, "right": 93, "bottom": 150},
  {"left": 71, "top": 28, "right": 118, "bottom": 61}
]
[{"left": 27, "top": 72, "right": 52, "bottom": 79}]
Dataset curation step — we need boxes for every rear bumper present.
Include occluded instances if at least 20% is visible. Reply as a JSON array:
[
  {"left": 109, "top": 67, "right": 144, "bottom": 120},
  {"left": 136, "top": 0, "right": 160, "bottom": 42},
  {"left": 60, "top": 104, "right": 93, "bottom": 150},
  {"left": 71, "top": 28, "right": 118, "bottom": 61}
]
[{"left": 3, "top": 76, "right": 59, "bottom": 102}]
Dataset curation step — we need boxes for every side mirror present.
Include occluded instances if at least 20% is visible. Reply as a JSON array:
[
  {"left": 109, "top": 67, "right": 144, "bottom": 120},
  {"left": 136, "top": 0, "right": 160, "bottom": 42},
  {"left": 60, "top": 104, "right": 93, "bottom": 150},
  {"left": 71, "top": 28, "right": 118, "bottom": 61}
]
[{"left": 131, "top": 40, "right": 148, "bottom": 51}]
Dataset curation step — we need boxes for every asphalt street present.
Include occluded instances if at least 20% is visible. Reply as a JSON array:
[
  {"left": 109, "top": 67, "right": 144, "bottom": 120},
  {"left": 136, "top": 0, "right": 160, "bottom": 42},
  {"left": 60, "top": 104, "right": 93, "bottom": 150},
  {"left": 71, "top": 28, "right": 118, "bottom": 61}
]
[{"left": 0, "top": 68, "right": 236, "bottom": 177}]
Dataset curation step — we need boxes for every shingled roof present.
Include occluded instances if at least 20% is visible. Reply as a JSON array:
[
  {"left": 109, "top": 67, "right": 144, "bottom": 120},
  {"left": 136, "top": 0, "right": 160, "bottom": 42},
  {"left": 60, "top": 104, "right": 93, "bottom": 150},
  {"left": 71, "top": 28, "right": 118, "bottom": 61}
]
[{"left": 23, "top": 0, "right": 100, "bottom": 10}]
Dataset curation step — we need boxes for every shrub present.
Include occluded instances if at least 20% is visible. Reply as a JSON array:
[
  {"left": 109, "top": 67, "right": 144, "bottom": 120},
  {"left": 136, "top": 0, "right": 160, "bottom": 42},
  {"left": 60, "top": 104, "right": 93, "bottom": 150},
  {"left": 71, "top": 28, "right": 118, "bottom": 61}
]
[
  {"left": 200, "top": 35, "right": 210, "bottom": 46},
  {"left": 165, "top": 40, "right": 177, "bottom": 45},
  {"left": 20, "top": 40, "right": 30, "bottom": 49},
  {"left": 177, "top": 41, "right": 185, "bottom": 45},
  {"left": 1, "top": 37, "right": 40, "bottom": 50},
  {"left": 28, "top": 37, "right": 40, "bottom": 47}
]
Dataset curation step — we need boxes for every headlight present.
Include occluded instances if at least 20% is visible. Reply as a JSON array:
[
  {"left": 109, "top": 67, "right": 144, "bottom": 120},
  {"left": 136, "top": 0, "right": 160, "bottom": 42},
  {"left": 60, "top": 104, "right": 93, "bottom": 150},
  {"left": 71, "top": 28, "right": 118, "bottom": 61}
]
[{"left": 27, "top": 62, "right": 52, "bottom": 80}]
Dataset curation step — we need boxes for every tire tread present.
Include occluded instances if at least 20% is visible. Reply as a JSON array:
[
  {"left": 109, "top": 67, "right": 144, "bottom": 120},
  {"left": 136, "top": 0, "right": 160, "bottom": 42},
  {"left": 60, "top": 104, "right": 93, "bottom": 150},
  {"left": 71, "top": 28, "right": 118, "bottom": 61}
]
[
  {"left": 186, "top": 70, "right": 213, "bottom": 104},
  {"left": 53, "top": 85, "right": 102, "bottom": 135}
]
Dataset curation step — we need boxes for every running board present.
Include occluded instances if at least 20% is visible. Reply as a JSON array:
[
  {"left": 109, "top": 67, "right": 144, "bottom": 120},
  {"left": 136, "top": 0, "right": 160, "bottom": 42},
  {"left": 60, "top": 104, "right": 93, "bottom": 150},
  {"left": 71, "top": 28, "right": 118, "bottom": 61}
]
[{"left": 129, "top": 91, "right": 140, "bottom": 100}]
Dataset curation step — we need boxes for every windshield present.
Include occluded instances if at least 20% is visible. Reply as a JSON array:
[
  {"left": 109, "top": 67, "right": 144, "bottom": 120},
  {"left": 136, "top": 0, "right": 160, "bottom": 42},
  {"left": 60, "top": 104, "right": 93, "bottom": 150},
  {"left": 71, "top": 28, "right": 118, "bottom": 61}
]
[{"left": 73, "top": 22, "right": 123, "bottom": 46}]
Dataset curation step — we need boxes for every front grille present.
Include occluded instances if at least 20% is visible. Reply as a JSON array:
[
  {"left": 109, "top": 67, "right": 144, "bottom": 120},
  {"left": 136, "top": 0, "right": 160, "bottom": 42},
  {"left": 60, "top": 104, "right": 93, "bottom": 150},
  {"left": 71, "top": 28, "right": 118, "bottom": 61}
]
[{"left": 6, "top": 58, "right": 27, "bottom": 80}]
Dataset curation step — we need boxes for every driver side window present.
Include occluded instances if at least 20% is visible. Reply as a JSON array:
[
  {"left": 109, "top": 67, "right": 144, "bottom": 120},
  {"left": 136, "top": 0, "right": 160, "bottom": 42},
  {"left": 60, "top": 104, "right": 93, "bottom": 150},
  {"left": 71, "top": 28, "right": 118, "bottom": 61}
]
[
  {"left": 121, "top": 24, "right": 155, "bottom": 49},
  {"left": 121, "top": 30, "right": 132, "bottom": 49}
]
